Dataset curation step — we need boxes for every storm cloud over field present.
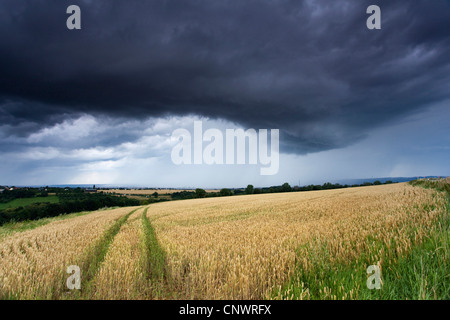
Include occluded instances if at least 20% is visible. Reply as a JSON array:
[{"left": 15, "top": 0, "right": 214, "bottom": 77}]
[{"left": 0, "top": 0, "right": 449, "bottom": 186}]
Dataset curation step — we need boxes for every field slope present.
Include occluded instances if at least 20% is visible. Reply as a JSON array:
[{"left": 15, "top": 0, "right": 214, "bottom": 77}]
[{"left": 0, "top": 181, "right": 448, "bottom": 300}]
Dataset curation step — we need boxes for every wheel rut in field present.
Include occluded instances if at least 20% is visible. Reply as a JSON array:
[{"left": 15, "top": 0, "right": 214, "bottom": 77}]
[
  {"left": 141, "top": 207, "right": 172, "bottom": 298},
  {"left": 72, "top": 207, "right": 140, "bottom": 299}
]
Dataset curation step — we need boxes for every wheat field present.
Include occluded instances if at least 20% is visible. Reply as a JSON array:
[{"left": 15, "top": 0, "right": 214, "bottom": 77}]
[
  {"left": 148, "top": 183, "right": 447, "bottom": 299},
  {"left": 87, "top": 208, "right": 146, "bottom": 299},
  {"left": 0, "top": 182, "right": 448, "bottom": 299},
  {"left": 0, "top": 206, "right": 142, "bottom": 299},
  {"left": 102, "top": 189, "right": 220, "bottom": 195}
]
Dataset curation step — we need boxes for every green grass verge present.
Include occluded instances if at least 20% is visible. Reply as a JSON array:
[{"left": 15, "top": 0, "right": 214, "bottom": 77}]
[
  {"left": 275, "top": 179, "right": 449, "bottom": 300},
  {"left": 276, "top": 217, "right": 448, "bottom": 299},
  {"left": 0, "top": 196, "right": 59, "bottom": 210}
]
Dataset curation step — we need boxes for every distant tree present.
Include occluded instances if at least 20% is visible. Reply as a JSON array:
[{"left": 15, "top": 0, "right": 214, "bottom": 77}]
[
  {"left": 220, "top": 188, "right": 232, "bottom": 197},
  {"left": 322, "top": 182, "right": 333, "bottom": 190},
  {"left": 281, "top": 182, "right": 292, "bottom": 192},
  {"left": 245, "top": 184, "right": 254, "bottom": 194},
  {"left": 152, "top": 192, "right": 159, "bottom": 198},
  {"left": 385, "top": 180, "right": 393, "bottom": 184},
  {"left": 195, "top": 188, "right": 207, "bottom": 198},
  {"left": 374, "top": 180, "right": 382, "bottom": 185},
  {"left": 171, "top": 191, "right": 195, "bottom": 200},
  {"left": 253, "top": 188, "right": 262, "bottom": 194}
]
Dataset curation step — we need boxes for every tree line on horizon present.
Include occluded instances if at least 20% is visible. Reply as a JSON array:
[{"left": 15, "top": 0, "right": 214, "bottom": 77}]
[
  {"left": 0, "top": 180, "right": 397, "bottom": 225},
  {"left": 0, "top": 189, "right": 140, "bottom": 226},
  {"left": 169, "top": 180, "right": 395, "bottom": 200}
]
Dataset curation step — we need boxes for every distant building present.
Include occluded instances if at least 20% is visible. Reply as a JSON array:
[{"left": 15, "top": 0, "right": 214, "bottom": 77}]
[
  {"left": 0, "top": 189, "right": 4, "bottom": 193},
  {"left": 85, "top": 188, "right": 97, "bottom": 193}
]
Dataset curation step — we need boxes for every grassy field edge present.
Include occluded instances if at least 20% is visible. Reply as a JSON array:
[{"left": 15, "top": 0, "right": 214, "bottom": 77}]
[{"left": 274, "top": 180, "right": 449, "bottom": 300}]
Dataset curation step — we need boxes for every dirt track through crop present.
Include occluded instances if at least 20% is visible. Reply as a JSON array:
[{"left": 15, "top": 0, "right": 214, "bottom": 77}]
[
  {"left": 0, "top": 182, "right": 447, "bottom": 300},
  {"left": 0, "top": 206, "right": 139, "bottom": 299}
]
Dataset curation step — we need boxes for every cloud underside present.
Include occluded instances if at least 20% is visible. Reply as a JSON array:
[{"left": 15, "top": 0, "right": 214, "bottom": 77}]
[{"left": 0, "top": 0, "right": 450, "bottom": 156}]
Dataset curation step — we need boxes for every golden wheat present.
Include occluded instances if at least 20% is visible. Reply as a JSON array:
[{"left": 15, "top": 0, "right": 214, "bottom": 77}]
[
  {"left": 146, "top": 183, "right": 446, "bottom": 299},
  {"left": 0, "top": 206, "right": 139, "bottom": 299},
  {"left": 87, "top": 208, "right": 147, "bottom": 299},
  {"left": 102, "top": 189, "right": 220, "bottom": 196},
  {"left": 0, "top": 183, "right": 445, "bottom": 300}
]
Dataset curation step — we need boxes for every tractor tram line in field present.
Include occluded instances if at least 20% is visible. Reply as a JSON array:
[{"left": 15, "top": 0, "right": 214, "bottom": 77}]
[
  {"left": 0, "top": 206, "right": 141, "bottom": 299},
  {"left": 143, "top": 182, "right": 448, "bottom": 299},
  {"left": 0, "top": 181, "right": 448, "bottom": 300},
  {"left": 141, "top": 207, "right": 172, "bottom": 298},
  {"left": 73, "top": 207, "right": 142, "bottom": 299},
  {"left": 74, "top": 206, "right": 174, "bottom": 300}
]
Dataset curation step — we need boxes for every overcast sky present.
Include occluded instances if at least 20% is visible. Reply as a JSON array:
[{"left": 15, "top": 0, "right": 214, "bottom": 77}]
[{"left": 0, "top": 0, "right": 449, "bottom": 188}]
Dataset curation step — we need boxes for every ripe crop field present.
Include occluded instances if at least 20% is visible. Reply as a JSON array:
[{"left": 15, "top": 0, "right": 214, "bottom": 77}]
[
  {"left": 0, "top": 206, "right": 142, "bottom": 299},
  {"left": 102, "top": 189, "right": 220, "bottom": 195},
  {"left": 0, "top": 182, "right": 448, "bottom": 300}
]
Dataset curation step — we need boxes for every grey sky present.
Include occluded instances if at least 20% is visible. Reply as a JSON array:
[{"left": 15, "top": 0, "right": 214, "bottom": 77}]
[{"left": 0, "top": 0, "right": 449, "bottom": 187}]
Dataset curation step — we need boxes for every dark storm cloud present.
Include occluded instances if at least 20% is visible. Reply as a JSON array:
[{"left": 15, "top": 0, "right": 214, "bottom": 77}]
[{"left": 0, "top": 0, "right": 449, "bottom": 154}]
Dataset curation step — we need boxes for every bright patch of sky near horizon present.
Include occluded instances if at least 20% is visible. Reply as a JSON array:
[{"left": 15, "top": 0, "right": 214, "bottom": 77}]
[{"left": 1, "top": 100, "right": 448, "bottom": 188}]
